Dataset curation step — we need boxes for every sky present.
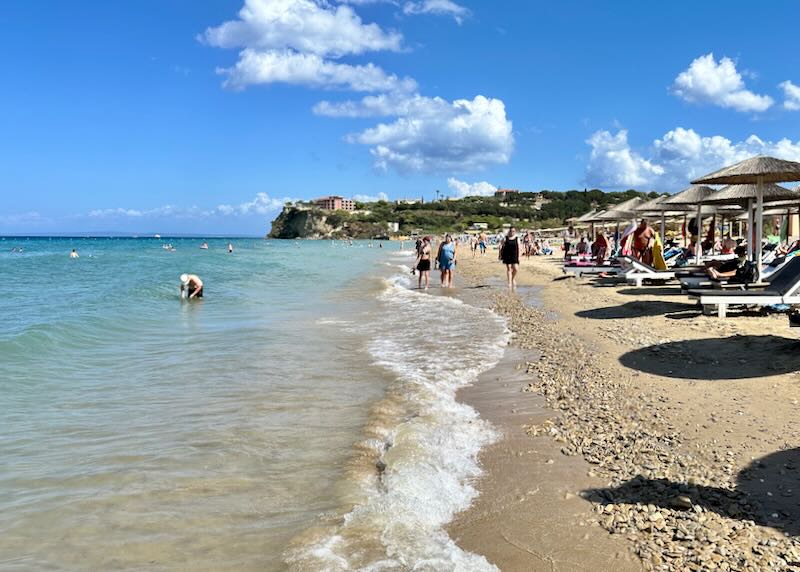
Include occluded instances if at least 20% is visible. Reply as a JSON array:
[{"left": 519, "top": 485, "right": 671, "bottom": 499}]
[{"left": 2, "top": 0, "right": 800, "bottom": 235}]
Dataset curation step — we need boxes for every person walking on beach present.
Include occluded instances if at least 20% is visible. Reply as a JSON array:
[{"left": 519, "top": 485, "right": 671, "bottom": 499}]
[
  {"left": 414, "top": 237, "right": 432, "bottom": 290},
  {"left": 478, "top": 232, "right": 487, "bottom": 256},
  {"left": 436, "top": 234, "right": 457, "bottom": 288},
  {"left": 499, "top": 226, "right": 521, "bottom": 290},
  {"left": 180, "top": 273, "right": 204, "bottom": 299}
]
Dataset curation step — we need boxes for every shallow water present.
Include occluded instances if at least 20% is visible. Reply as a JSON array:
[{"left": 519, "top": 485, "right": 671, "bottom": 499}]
[{"left": 0, "top": 237, "right": 507, "bottom": 570}]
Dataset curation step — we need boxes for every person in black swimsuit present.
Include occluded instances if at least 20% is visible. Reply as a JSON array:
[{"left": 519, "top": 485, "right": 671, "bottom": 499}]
[
  {"left": 499, "top": 227, "right": 521, "bottom": 291},
  {"left": 414, "top": 237, "right": 432, "bottom": 290}
]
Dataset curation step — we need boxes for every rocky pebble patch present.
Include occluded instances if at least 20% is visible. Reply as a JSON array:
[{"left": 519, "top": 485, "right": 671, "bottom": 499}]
[{"left": 494, "top": 293, "right": 800, "bottom": 571}]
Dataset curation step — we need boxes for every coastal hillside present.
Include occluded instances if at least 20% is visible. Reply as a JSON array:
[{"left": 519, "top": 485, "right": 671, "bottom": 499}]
[{"left": 268, "top": 189, "right": 660, "bottom": 238}]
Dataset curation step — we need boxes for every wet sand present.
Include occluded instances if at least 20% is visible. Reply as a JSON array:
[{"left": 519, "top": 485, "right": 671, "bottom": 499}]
[{"left": 450, "top": 252, "right": 800, "bottom": 571}]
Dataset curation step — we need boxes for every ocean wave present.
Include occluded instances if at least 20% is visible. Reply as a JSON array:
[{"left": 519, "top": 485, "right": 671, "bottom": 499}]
[{"left": 286, "top": 274, "right": 509, "bottom": 571}]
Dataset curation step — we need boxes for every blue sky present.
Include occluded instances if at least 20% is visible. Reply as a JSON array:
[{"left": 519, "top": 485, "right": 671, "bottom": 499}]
[{"left": 2, "top": 0, "right": 800, "bottom": 235}]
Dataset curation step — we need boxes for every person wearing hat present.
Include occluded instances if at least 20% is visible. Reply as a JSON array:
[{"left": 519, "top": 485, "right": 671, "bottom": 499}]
[{"left": 180, "top": 273, "right": 204, "bottom": 299}]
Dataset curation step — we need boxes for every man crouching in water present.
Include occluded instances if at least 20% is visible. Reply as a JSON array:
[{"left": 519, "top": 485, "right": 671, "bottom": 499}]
[{"left": 180, "top": 273, "right": 204, "bottom": 299}]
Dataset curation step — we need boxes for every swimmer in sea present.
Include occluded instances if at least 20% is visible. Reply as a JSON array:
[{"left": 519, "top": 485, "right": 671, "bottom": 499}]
[
  {"left": 70, "top": 249, "right": 79, "bottom": 259},
  {"left": 180, "top": 273, "right": 204, "bottom": 299},
  {"left": 227, "top": 242, "right": 233, "bottom": 253}
]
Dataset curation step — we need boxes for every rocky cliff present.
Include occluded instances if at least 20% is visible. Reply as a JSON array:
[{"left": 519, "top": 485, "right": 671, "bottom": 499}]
[{"left": 268, "top": 207, "right": 335, "bottom": 239}]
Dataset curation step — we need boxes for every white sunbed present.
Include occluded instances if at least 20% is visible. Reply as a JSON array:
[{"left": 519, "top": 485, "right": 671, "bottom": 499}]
[
  {"left": 687, "top": 257, "right": 800, "bottom": 318},
  {"left": 617, "top": 256, "right": 676, "bottom": 287},
  {"left": 562, "top": 263, "right": 620, "bottom": 278}
]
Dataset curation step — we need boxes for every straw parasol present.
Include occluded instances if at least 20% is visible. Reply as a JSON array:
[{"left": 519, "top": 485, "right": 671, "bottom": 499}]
[
  {"left": 700, "top": 183, "right": 800, "bottom": 205},
  {"left": 662, "top": 186, "right": 717, "bottom": 262},
  {"left": 692, "top": 156, "right": 800, "bottom": 275},
  {"left": 591, "top": 197, "right": 644, "bottom": 221},
  {"left": 634, "top": 195, "right": 696, "bottom": 241},
  {"left": 575, "top": 209, "right": 598, "bottom": 223}
]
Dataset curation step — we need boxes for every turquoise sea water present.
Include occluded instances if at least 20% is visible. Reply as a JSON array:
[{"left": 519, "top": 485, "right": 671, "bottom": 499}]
[{"left": 0, "top": 237, "right": 508, "bottom": 571}]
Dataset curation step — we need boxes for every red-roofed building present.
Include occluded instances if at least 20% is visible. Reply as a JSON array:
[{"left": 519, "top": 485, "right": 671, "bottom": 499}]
[{"left": 314, "top": 196, "right": 355, "bottom": 211}]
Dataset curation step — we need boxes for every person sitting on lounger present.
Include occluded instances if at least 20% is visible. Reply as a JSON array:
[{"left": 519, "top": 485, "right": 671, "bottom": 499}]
[{"left": 706, "top": 246, "right": 748, "bottom": 281}]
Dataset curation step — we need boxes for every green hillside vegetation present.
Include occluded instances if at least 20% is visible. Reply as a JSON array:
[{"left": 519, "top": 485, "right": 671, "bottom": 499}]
[
  {"left": 269, "top": 189, "right": 661, "bottom": 238},
  {"left": 350, "top": 189, "right": 659, "bottom": 234}
]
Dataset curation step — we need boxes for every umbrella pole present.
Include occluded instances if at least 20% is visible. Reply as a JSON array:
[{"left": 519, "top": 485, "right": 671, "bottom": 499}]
[
  {"left": 746, "top": 199, "right": 753, "bottom": 260},
  {"left": 660, "top": 211, "right": 666, "bottom": 243},
  {"left": 756, "top": 176, "right": 764, "bottom": 279},
  {"left": 695, "top": 204, "right": 702, "bottom": 264},
  {"left": 683, "top": 215, "right": 687, "bottom": 247}
]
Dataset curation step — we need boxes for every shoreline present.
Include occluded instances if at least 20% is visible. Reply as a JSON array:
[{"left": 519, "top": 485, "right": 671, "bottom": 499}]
[
  {"left": 449, "top": 253, "right": 800, "bottom": 571},
  {"left": 448, "top": 263, "right": 641, "bottom": 571}
]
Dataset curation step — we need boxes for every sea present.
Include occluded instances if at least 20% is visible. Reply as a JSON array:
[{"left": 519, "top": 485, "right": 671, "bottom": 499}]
[{"left": 0, "top": 237, "right": 509, "bottom": 571}]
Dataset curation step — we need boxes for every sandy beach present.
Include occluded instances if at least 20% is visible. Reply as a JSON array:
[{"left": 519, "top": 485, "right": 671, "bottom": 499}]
[{"left": 450, "top": 252, "right": 800, "bottom": 571}]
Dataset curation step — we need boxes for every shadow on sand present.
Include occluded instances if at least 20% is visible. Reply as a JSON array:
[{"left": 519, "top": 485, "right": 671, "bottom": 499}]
[
  {"left": 616, "top": 287, "right": 684, "bottom": 297},
  {"left": 618, "top": 335, "right": 800, "bottom": 380},
  {"left": 584, "top": 448, "right": 800, "bottom": 536},
  {"left": 576, "top": 301, "right": 695, "bottom": 320}
]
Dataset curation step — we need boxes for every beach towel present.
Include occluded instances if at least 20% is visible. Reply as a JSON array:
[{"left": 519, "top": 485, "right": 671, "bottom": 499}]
[{"left": 652, "top": 232, "right": 667, "bottom": 271}]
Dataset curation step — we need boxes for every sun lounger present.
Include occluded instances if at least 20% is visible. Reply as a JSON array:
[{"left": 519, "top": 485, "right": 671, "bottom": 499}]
[
  {"left": 680, "top": 257, "right": 791, "bottom": 292},
  {"left": 617, "top": 256, "right": 676, "bottom": 287},
  {"left": 687, "top": 257, "right": 800, "bottom": 318},
  {"left": 562, "top": 261, "right": 620, "bottom": 278}
]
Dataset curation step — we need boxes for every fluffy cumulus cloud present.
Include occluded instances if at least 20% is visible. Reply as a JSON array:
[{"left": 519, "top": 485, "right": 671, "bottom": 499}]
[
  {"left": 89, "top": 193, "right": 294, "bottom": 219},
  {"left": 402, "top": 0, "right": 470, "bottom": 24},
  {"left": 220, "top": 49, "right": 417, "bottom": 92},
  {"left": 446, "top": 177, "right": 497, "bottom": 198},
  {"left": 584, "top": 130, "right": 664, "bottom": 188},
  {"left": 780, "top": 80, "right": 800, "bottom": 111},
  {"left": 585, "top": 127, "right": 800, "bottom": 191},
  {"left": 672, "top": 53, "right": 773, "bottom": 113},
  {"left": 203, "top": 0, "right": 405, "bottom": 91},
  {"left": 204, "top": 0, "right": 513, "bottom": 174},
  {"left": 344, "top": 95, "right": 513, "bottom": 173},
  {"left": 200, "top": 0, "right": 402, "bottom": 57}
]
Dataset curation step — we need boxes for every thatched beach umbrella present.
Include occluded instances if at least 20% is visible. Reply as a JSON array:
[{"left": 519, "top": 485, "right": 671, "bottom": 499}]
[
  {"left": 692, "top": 156, "right": 800, "bottom": 275},
  {"left": 589, "top": 197, "right": 644, "bottom": 250},
  {"left": 662, "top": 185, "right": 717, "bottom": 262},
  {"left": 634, "top": 195, "right": 694, "bottom": 242},
  {"left": 700, "top": 184, "right": 800, "bottom": 259}
]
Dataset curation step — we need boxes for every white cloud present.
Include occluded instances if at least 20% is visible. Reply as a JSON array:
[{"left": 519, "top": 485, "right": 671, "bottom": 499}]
[
  {"left": 216, "top": 192, "right": 294, "bottom": 215},
  {"left": 88, "top": 194, "right": 294, "bottom": 219},
  {"left": 313, "top": 92, "right": 418, "bottom": 117},
  {"left": 780, "top": 80, "right": 800, "bottom": 111},
  {"left": 353, "top": 192, "right": 389, "bottom": 202},
  {"left": 203, "top": 1, "right": 513, "bottom": 175},
  {"left": 200, "top": 0, "right": 402, "bottom": 57},
  {"left": 584, "top": 130, "right": 664, "bottom": 188},
  {"left": 672, "top": 53, "right": 773, "bottom": 113},
  {"left": 345, "top": 95, "right": 514, "bottom": 173},
  {"left": 446, "top": 177, "right": 497, "bottom": 198},
  {"left": 585, "top": 127, "right": 800, "bottom": 191},
  {"left": 219, "top": 48, "right": 417, "bottom": 92},
  {"left": 402, "top": 0, "right": 470, "bottom": 24}
]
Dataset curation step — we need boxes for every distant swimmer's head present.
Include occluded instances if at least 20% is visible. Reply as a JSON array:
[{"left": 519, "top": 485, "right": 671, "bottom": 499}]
[{"left": 180, "top": 273, "right": 190, "bottom": 285}]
